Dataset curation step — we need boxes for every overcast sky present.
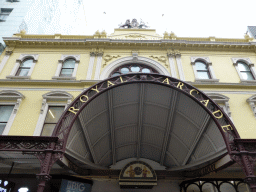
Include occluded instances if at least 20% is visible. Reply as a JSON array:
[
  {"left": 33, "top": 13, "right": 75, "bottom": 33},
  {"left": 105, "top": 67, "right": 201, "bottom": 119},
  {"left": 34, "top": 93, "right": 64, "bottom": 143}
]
[{"left": 70, "top": 0, "right": 256, "bottom": 39}]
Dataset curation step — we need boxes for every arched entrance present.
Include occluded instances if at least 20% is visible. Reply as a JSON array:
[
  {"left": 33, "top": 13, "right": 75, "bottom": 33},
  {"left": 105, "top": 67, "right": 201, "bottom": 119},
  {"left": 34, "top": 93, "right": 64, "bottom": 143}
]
[{"left": 50, "top": 73, "right": 246, "bottom": 189}]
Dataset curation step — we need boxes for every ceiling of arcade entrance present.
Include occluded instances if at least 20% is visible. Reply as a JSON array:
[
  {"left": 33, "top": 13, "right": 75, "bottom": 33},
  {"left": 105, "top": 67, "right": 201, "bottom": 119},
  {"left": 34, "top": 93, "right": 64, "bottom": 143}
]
[{"left": 63, "top": 81, "right": 229, "bottom": 172}]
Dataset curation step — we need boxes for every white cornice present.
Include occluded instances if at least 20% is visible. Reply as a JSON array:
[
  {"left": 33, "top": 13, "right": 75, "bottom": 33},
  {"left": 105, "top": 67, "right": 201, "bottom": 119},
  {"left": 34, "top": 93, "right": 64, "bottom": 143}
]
[{"left": 3, "top": 37, "right": 256, "bottom": 51}]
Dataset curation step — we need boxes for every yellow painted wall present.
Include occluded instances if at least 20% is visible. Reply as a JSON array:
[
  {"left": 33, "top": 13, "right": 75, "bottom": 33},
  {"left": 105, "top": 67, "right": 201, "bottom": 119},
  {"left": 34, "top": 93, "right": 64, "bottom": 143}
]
[{"left": 1, "top": 30, "right": 256, "bottom": 139}]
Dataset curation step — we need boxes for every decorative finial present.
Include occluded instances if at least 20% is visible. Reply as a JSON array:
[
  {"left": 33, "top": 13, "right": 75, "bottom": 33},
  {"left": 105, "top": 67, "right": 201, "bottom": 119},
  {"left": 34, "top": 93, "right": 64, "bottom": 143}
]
[{"left": 119, "top": 19, "right": 149, "bottom": 29}]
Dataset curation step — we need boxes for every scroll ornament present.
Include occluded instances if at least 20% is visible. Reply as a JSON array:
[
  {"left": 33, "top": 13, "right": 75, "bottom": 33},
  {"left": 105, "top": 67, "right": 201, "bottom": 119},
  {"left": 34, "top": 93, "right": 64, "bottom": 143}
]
[
  {"left": 149, "top": 55, "right": 168, "bottom": 67},
  {"left": 103, "top": 55, "right": 121, "bottom": 67}
]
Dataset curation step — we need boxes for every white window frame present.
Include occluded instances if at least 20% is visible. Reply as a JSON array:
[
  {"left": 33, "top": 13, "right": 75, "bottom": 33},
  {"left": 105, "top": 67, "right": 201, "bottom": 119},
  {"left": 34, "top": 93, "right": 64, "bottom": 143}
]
[
  {"left": 0, "top": 90, "right": 25, "bottom": 135},
  {"left": 6, "top": 54, "right": 39, "bottom": 79},
  {"left": 33, "top": 91, "right": 73, "bottom": 136},
  {"left": 247, "top": 95, "right": 256, "bottom": 118},
  {"left": 52, "top": 55, "right": 80, "bottom": 80},
  {"left": 231, "top": 58, "right": 256, "bottom": 83},
  {"left": 207, "top": 93, "right": 232, "bottom": 121},
  {"left": 191, "top": 57, "right": 219, "bottom": 83}
]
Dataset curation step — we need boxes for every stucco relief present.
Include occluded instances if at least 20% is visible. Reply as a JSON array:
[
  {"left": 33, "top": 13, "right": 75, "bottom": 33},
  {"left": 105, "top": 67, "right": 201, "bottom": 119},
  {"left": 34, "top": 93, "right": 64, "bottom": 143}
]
[
  {"left": 149, "top": 55, "right": 168, "bottom": 67},
  {"left": 103, "top": 55, "right": 121, "bottom": 67}
]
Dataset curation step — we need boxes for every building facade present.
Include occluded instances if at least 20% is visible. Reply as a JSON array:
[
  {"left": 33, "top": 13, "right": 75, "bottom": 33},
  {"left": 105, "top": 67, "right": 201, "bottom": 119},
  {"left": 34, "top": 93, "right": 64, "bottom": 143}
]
[
  {"left": 0, "top": 0, "right": 82, "bottom": 54},
  {"left": 0, "top": 25, "right": 256, "bottom": 191}
]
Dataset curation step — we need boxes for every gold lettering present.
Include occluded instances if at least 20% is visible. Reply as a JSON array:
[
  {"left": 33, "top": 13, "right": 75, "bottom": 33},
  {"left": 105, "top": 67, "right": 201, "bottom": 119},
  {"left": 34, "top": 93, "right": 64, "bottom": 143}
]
[
  {"left": 80, "top": 95, "right": 89, "bottom": 103},
  {"left": 119, "top": 76, "right": 127, "bottom": 83},
  {"left": 212, "top": 110, "right": 223, "bottom": 119},
  {"left": 200, "top": 99, "right": 209, "bottom": 107},
  {"left": 91, "top": 86, "right": 100, "bottom": 93},
  {"left": 190, "top": 89, "right": 199, "bottom": 97},
  {"left": 107, "top": 81, "right": 115, "bottom": 87},
  {"left": 68, "top": 107, "right": 79, "bottom": 115},
  {"left": 162, "top": 78, "right": 170, "bottom": 85},
  {"left": 221, "top": 124, "right": 233, "bottom": 132},
  {"left": 177, "top": 82, "right": 184, "bottom": 89}
]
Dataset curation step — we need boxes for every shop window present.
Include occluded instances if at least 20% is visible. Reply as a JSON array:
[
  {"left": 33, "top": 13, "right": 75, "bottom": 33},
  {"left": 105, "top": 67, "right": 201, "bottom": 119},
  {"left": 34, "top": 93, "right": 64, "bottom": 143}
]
[
  {"left": 41, "top": 106, "right": 65, "bottom": 136},
  {"left": 232, "top": 57, "right": 256, "bottom": 83},
  {"left": 34, "top": 91, "right": 73, "bottom": 136},
  {"left": 52, "top": 55, "right": 80, "bottom": 80},
  {"left": 6, "top": 54, "right": 39, "bottom": 79},
  {"left": 109, "top": 63, "right": 159, "bottom": 77},
  {"left": 191, "top": 57, "right": 219, "bottom": 83},
  {"left": 18, "top": 187, "right": 29, "bottom": 192},
  {"left": 247, "top": 95, "right": 256, "bottom": 118},
  {"left": 0, "top": 90, "right": 24, "bottom": 135},
  {"left": 0, "top": 8, "right": 13, "bottom": 22}
]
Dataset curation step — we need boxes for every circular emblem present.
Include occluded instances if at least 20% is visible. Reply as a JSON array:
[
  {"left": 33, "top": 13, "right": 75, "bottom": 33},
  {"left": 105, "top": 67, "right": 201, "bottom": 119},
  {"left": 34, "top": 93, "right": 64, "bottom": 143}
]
[{"left": 134, "top": 167, "right": 142, "bottom": 175}]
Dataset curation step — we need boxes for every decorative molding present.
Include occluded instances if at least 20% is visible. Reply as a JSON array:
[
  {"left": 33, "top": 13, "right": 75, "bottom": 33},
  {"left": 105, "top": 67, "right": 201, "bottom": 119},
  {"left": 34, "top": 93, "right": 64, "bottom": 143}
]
[
  {"left": 103, "top": 55, "right": 121, "bottom": 67},
  {"left": 0, "top": 54, "right": 11, "bottom": 74},
  {"left": 191, "top": 57, "right": 211, "bottom": 63},
  {"left": 94, "top": 54, "right": 104, "bottom": 80},
  {"left": 125, "top": 34, "right": 146, "bottom": 39},
  {"left": 5, "top": 46, "right": 14, "bottom": 55},
  {"left": 60, "top": 54, "right": 80, "bottom": 62},
  {"left": 247, "top": 95, "right": 256, "bottom": 117},
  {"left": 231, "top": 57, "right": 253, "bottom": 65},
  {"left": 166, "top": 51, "right": 177, "bottom": 78},
  {"left": 207, "top": 93, "right": 232, "bottom": 119},
  {"left": 149, "top": 55, "right": 167, "bottom": 67},
  {"left": 176, "top": 53, "right": 185, "bottom": 81},
  {"left": 100, "top": 56, "right": 170, "bottom": 79}
]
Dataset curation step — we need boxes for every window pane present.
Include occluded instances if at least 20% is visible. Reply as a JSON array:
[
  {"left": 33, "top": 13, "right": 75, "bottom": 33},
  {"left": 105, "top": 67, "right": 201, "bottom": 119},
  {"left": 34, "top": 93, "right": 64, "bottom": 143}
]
[
  {"left": 0, "top": 15, "right": 8, "bottom": 20},
  {"left": 0, "top": 105, "right": 14, "bottom": 122},
  {"left": 120, "top": 67, "right": 129, "bottom": 74},
  {"left": 21, "top": 59, "right": 33, "bottom": 67},
  {"left": 241, "top": 71, "right": 254, "bottom": 80},
  {"left": 238, "top": 62, "right": 250, "bottom": 71},
  {"left": 16, "top": 68, "right": 29, "bottom": 76},
  {"left": 131, "top": 66, "right": 140, "bottom": 72},
  {"left": 195, "top": 61, "right": 208, "bottom": 70},
  {"left": 63, "top": 59, "right": 75, "bottom": 68},
  {"left": 111, "top": 72, "right": 120, "bottom": 77},
  {"left": 0, "top": 123, "right": 7, "bottom": 135},
  {"left": 41, "top": 124, "right": 56, "bottom": 136},
  {"left": 60, "top": 69, "right": 74, "bottom": 76},
  {"left": 197, "top": 71, "right": 210, "bottom": 79},
  {"left": 142, "top": 68, "right": 150, "bottom": 73},
  {"left": 44, "top": 106, "right": 65, "bottom": 123}
]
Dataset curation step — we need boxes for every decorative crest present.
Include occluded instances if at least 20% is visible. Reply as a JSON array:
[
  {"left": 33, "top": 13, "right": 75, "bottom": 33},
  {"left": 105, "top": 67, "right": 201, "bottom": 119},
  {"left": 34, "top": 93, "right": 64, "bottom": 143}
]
[{"left": 119, "top": 18, "right": 149, "bottom": 29}]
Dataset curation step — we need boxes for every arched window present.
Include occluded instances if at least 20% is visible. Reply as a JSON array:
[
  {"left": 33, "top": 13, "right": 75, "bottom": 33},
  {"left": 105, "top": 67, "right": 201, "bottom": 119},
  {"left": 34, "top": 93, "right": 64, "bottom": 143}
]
[
  {"left": 195, "top": 61, "right": 211, "bottom": 79},
  {"left": 34, "top": 91, "right": 73, "bottom": 136},
  {"left": 0, "top": 90, "right": 24, "bottom": 135},
  {"left": 237, "top": 61, "right": 254, "bottom": 80},
  {"left": 191, "top": 57, "right": 219, "bottom": 83},
  {"left": 16, "top": 58, "right": 33, "bottom": 76},
  {"left": 52, "top": 55, "right": 80, "bottom": 80},
  {"left": 232, "top": 58, "right": 256, "bottom": 82},
  {"left": 109, "top": 64, "right": 159, "bottom": 77},
  {"left": 6, "top": 54, "right": 38, "bottom": 79},
  {"left": 60, "top": 59, "right": 76, "bottom": 77}
]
